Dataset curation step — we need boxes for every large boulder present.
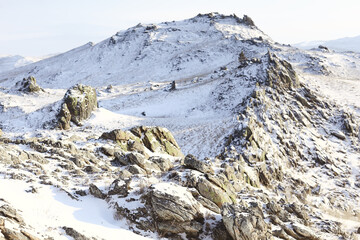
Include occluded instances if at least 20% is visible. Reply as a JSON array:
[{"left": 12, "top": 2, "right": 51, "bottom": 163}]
[
  {"left": 56, "top": 84, "right": 97, "bottom": 130},
  {"left": 130, "top": 126, "right": 183, "bottom": 157},
  {"left": 222, "top": 203, "right": 272, "bottom": 240},
  {"left": 149, "top": 182, "right": 204, "bottom": 237},
  {"left": 184, "top": 154, "right": 214, "bottom": 174},
  {"left": 16, "top": 76, "right": 43, "bottom": 93},
  {"left": 188, "top": 171, "right": 235, "bottom": 208}
]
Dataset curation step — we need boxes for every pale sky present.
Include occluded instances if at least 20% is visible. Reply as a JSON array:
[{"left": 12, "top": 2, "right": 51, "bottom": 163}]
[{"left": 1, "top": 0, "right": 359, "bottom": 56}]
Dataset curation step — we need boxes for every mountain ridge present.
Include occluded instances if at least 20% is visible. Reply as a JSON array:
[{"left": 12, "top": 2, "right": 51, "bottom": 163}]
[{"left": 0, "top": 13, "right": 359, "bottom": 240}]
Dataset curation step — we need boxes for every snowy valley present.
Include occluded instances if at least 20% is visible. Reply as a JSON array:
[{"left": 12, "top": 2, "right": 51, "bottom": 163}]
[{"left": 0, "top": 13, "right": 359, "bottom": 240}]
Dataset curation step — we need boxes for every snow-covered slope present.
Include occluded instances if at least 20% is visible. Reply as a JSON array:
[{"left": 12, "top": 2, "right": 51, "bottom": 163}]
[
  {"left": 295, "top": 35, "right": 360, "bottom": 52},
  {"left": 0, "top": 13, "right": 360, "bottom": 240}
]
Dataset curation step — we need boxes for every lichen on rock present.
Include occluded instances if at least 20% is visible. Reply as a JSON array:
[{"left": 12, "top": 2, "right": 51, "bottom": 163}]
[{"left": 56, "top": 84, "right": 97, "bottom": 130}]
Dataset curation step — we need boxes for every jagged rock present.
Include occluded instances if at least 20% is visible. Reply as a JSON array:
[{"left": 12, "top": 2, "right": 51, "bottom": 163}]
[
  {"left": 131, "top": 126, "right": 183, "bottom": 157},
  {"left": 149, "top": 182, "right": 203, "bottom": 237},
  {"left": 222, "top": 203, "right": 272, "bottom": 240},
  {"left": 295, "top": 93, "right": 311, "bottom": 108},
  {"left": 0, "top": 228, "right": 29, "bottom": 240},
  {"left": 286, "top": 223, "right": 320, "bottom": 240},
  {"left": 127, "top": 164, "right": 147, "bottom": 175},
  {"left": 149, "top": 156, "right": 173, "bottom": 172},
  {"left": 318, "top": 45, "right": 329, "bottom": 51},
  {"left": 184, "top": 154, "right": 214, "bottom": 174},
  {"left": 101, "top": 126, "right": 183, "bottom": 157},
  {"left": 89, "top": 184, "right": 106, "bottom": 199},
  {"left": 189, "top": 172, "right": 234, "bottom": 207},
  {"left": 83, "top": 165, "right": 100, "bottom": 173},
  {"left": 285, "top": 203, "right": 310, "bottom": 223},
  {"left": 342, "top": 112, "right": 359, "bottom": 136},
  {"left": 118, "top": 170, "right": 133, "bottom": 180},
  {"left": 0, "top": 205, "right": 24, "bottom": 224},
  {"left": 62, "top": 227, "right": 91, "bottom": 240},
  {"left": 242, "top": 15, "right": 255, "bottom": 27},
  {"left": 266, "top": 51, "right": 300, "bottom": 90},
  {"left": 212, "top": 221, "right": 233, "bottom": 240},
  {"left": 56, "top": 84, "right": 97, "bottom": 130},
  {"left": 99, "top": 146, "right": 115, "bottom": 156},
  {"left": 108, "top": 179, "right": 130, "bottom": 197},
  {"left": 169, "top": 80, "right": 176, "bottom": 91},
  {"left": 16, "top": 76, "right": 43, "bottom": 93},
  {"left": 196, "top": 195, "right": 221, "bottom": 213},
  {"left": 127, "top": 152, "right": 160, "bottom": 174}
]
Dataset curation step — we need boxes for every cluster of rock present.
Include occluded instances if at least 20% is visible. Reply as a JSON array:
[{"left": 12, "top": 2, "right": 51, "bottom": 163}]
[
  {"left": 16, "top": 76, "right": 43, "bottom": 93},
  {"left": 1, "top": 51, "right": 360, "bottom": 240},
  {"left": 195, "top": 13, "right": 257, "bottom": 28}
]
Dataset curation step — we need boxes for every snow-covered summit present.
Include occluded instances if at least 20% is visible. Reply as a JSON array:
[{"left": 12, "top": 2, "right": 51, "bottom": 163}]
[
  {"left": 0, "top": 13, "right": 271, "bottom": 89},
  {"left": 0, "top": 13, "right": 360, "bottom": 240}
]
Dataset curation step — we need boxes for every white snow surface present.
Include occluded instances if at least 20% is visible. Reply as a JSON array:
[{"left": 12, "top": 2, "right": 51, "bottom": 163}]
[{"left": 0, "top": 179, "right": 151, "bottom": 240}]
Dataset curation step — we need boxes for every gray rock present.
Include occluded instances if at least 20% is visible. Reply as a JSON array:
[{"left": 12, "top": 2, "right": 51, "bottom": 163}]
[
  {"left": 118, "top": 169, "right": 133, "bottom": 180},
  {"left": 150, "top": 182, "right": 202, "bottom": 222},
  {"left": 291, "top": 223, "right": 320, "bottom": 240},
  {"left": 149, "top": 156, "right": 173, "bottom": 172},
  {"left": 184, "top": 154, "right": 214, "bottom": 174},
  {"left": 330, "top": 130, "right": 346, "bottom": 140},
  {"left": 196, "top": 195, "right": 221, "bottom": 213},
  {"left": 194, "top": 175, "right": 234, "bottom": 208},
  {"left": 127, "top": 152, "right": 160, "bottom": 173},
  {"left": 16, "top": 76, "right": 42, "bottom": 93},
  {"left": 127, "top": 164, "right": 147, "bottom": 175},
  {"left": 89, "top": 184, "right": 106, "bottom": 199},
  {"left": 83, "top": 165, "right": 100, "bottom": 173},
  {"left": 108, "top": 179, "right": 130, "bottom": 197},
  {"left": 149, "top": 182, "right": 203, "bottom": 237},
  {"left": 266, "top": 51, "right": 300, "bottom": 90},
  {"left": 0, "top": 205, "right": 24, "bottom": 224},
  {"left": 222, "top": 203, "right": 272, "bottom": 240},
  {"left": 0, "top": 228, "right": 29, "bottom": 240},
  {"left": 62, "top": 227, "right": 91, "bottom": 240},
  {"left": 56, "top": 84, "right": 97, "bottom": 130}
]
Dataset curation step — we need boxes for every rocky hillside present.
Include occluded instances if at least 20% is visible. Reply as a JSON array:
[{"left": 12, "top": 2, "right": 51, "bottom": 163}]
[{"left": 0, "top": 13, "right": 359, "bottom": 240}]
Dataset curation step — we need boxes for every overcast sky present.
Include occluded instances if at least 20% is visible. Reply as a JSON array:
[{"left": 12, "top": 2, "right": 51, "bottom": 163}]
[{"left": 1, "top": 0, "right": 359, "bottom": 56}]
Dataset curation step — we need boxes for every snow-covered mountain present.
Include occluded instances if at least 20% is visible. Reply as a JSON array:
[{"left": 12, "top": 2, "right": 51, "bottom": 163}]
[
  {"left": 295, "top": 34, "right": 360, "bottom": 52},
  {"left": 0, "top": 54, "right": 53, "bottom": 73},
  {"left": 0, "top": 13, "right": 359, "bottom": 240}
]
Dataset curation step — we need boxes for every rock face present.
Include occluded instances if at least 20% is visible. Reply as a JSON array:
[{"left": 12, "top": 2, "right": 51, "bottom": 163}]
[
  {"left": 266, "top": 51, "right": 300, "bottom": 90},
  {"left": 101, "top": 126, "right": 183, "bottom": 157},
  {"left": 16, "top": 76, "right": 42, "bottom": 93},
  {"left": 149, "top": 183, "right": 204, "bottom": 237},
  {"left": 56, "top": 84, "right": 97, "bottom": 130},
  {"left": 222, "top": 204, "right": 272, "bottom": 240}
]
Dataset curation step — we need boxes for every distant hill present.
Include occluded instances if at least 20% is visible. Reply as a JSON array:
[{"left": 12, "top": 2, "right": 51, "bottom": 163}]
[
  {"left": 0, "top": 54, "right": 52, "bottom": 73},
  {"left": 295, "top": 35, "right": 360, "bottom": 52}
]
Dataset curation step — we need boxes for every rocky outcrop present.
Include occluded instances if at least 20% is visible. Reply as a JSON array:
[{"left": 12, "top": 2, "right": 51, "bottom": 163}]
[
  {"left": 187, "top": 170, "right": 236, "bottom": 208},
  {"left": 56, "top": 84, "right": 97, "bottom": 130},
  {"left": 222, "top": 203, "right": 272, "bottom": 240},
  {"left": 184, "top": 154, "right": 214, "bottom": 174},
  {"left": 62, "top": 227, "right": 91, "bottom": 240},
  {"left": 266, "top": 51, "right": 300, "bottom": 90},
  {"left": 149, "top": 183, "right": 204, "bottom": 238},
  {"left": 16, "top": 76, "right": 43, "bottom": 93},
  {"left": 101, "top": 126, "right": 183, "bottom": 157}
]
